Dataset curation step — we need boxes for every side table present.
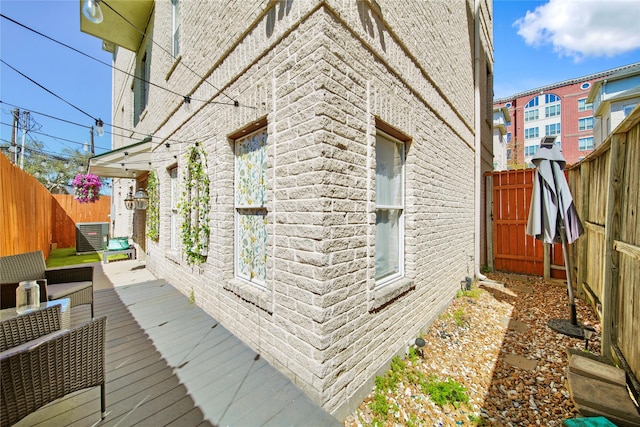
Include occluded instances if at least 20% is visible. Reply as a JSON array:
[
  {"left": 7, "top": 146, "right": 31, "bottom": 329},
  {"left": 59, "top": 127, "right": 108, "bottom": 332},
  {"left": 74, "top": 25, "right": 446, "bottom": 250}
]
[{"left": 0, "top": 298, "right": 71, "bottom": 329}]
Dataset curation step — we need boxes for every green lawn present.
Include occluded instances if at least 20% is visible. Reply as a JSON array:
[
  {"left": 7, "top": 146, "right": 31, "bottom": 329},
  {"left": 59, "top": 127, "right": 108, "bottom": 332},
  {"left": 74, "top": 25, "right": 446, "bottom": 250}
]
[{"left": 46, "top": 247, "right": 130, "bottom": 268}]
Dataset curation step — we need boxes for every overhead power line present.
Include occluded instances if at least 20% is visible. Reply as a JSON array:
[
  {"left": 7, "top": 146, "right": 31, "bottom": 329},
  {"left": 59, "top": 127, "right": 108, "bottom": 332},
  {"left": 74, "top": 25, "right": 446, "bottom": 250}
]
[
  {"left": 99, "top": 0, "right": 238, "bottom": 105},
  {"left": 0, "top": 13, "right": 237, "bottom": 107},
  {"left": 1, "top": 59, "right": 98, "bottom": 122}
]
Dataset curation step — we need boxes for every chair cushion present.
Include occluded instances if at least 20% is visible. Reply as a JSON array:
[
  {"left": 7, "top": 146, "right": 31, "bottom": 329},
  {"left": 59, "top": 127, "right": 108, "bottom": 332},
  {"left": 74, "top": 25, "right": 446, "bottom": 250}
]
[
  {"left": 47, "top": 281, "right": 93, "bottom": 300},
  {"left": 107, "top": 238, "right": 130, "bottom": 251}
]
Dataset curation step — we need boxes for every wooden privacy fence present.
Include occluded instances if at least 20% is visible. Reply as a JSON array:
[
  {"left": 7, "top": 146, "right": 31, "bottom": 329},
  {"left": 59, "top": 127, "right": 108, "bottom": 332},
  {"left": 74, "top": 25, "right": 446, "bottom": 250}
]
[
  {"left": 567, "top": 106, "right": 640, "bottom": 396},
  {"left": 51, "top": 194, "right": 111, "bottom": 249},
  {"left": 0, "top": 154, "right": 111, "bottom": 257},
  {"left": 485, "top": 169, "right": 565, "bottom": 279}
]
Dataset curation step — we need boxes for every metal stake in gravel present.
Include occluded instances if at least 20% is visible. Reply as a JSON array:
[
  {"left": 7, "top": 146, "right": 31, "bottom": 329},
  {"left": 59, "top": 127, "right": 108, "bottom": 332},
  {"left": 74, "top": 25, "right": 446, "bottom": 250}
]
[{"left": 526, "top": 136, "right": 585, "bottom": 338}]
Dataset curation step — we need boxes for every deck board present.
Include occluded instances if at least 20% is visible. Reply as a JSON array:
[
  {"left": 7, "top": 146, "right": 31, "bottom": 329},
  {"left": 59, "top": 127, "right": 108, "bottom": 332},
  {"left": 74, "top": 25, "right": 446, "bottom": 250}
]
[{"left": 8, "top": 261, "right": 341, "bottom": 426}]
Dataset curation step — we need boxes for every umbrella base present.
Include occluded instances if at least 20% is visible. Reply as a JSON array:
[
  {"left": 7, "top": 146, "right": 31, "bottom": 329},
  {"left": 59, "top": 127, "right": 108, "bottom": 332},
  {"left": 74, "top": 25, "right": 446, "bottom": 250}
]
[{"left": 548, "top": 318, "right": 584, "bottom": 339}]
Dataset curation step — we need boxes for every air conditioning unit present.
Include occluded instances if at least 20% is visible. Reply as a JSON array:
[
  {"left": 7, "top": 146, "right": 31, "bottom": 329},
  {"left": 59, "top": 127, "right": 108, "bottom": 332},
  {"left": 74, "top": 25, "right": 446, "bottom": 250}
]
[{"left": 76, "top": 222, "right": 109, "bottom": 254}]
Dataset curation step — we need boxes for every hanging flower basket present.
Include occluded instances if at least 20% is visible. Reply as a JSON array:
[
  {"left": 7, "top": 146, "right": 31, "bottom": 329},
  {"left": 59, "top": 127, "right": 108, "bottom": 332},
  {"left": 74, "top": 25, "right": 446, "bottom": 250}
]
[{"left": 72, "top": 173, "right": 101, "bottom": 203}]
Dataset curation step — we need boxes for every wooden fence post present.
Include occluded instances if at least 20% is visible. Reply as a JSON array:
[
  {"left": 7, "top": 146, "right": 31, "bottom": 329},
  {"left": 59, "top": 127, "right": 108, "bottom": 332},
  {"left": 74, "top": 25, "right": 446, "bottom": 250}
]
[
  {"left": 601, "top": 133, "right": 626, "bottom": 361},
  {"left": 577, "top": 161, "right": 590, "bottom": 299}
]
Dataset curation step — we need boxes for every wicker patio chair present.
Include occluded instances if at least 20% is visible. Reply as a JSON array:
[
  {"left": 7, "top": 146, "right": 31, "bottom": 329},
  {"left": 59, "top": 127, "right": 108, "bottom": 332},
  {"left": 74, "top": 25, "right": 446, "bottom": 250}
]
[
  {"left": 0, "top": 251, "right": 94, "bottom": 318},
  {"left": 0, "top": 307, "right": 107, "bottom": 426}
]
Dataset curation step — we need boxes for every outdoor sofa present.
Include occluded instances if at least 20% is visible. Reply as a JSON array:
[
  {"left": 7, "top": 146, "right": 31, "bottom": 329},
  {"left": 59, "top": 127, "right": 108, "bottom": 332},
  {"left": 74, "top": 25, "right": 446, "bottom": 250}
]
[
  {"left": 0, "top": 251, "right": 95, "bottom": 318},
  {"left": 0, "top": 305, "right": 106, "bottom": 426}
]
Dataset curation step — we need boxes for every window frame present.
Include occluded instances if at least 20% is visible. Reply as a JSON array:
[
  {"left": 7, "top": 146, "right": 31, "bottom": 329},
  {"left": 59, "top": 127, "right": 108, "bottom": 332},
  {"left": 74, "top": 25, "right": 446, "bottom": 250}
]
[
  {"left": 234, "top": 127, "right": 269, "bottom": 289},
  {"left": 545, "top": 104, "right": 561, "bottom": 118},
  {"left": 578, "top": 116, "right": 594, "bottom": 131},
  {"left": 545, "top": 123, "right": 561, "bottom": 136},
  {"left": 524, "top": 144, "right": 540, "bottom": 157},
  {"left": 578, "top": 137, "right": 594, "bottom": 151},
  {"left": 134, "top": 48, "right": 150, "bottom": 125},
  {"left": 577, "top": 98, "right": 592, "bottom": 112},
  {"left": 375, "top": 130, "right": 405, "bottom": 288},
  {"left": 525, "top": 127, "right": 539, "bottom": 139},
  {"left": 545, "top": 94, "right": 560, "bottom": 104},
  {"left": 524, "top": 109, "right": 539, "bottom": 122}
]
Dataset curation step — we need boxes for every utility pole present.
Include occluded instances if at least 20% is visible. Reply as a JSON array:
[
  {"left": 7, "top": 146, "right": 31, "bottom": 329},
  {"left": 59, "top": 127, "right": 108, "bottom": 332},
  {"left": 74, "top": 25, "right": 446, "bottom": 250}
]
[
  {"left": 11, "top": 108, "right": 19, "bottom": 164},
  {"left": 20, "top": 111, "right": 30, "bottom": 169}
]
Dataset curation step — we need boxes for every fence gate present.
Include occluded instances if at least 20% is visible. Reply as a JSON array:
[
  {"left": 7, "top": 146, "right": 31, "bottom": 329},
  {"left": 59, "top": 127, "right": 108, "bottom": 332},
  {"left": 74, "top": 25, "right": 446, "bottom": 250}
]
[{"left": 486, "top": 169, "right": 566, "bottom": 279}]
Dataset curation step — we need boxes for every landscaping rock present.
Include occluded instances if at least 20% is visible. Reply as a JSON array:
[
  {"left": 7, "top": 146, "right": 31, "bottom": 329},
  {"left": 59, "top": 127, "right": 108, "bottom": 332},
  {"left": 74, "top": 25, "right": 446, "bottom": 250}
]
[{"left": 344, "top": 272, "right": 602, "bottom": 426}]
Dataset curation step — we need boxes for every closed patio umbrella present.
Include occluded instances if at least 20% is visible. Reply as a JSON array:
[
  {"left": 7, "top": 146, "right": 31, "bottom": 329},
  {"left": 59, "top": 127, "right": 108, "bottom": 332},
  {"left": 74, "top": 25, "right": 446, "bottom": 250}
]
[{"left": 526, "top": 137, "right": 584, "bottom": 337}]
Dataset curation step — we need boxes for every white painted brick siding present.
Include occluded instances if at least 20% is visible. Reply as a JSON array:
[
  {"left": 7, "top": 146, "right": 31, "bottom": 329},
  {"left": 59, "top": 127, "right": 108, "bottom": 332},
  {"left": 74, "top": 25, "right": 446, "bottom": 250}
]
[{"left": 108, "top": 0, "right": 493, "bottom": 419}]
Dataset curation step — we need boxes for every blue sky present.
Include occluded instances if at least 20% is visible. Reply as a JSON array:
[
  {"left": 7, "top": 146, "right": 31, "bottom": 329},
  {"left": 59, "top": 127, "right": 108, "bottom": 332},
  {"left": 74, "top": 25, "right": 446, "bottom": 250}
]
[
  {"left": 494, "top": 0, "right": 640, "bottom": 99},
  {"left": 0, "top": 0, "right": 112, "bottom": 158},
  {"left": 1, "top": 0, "right": 640, "bottom": 161}
]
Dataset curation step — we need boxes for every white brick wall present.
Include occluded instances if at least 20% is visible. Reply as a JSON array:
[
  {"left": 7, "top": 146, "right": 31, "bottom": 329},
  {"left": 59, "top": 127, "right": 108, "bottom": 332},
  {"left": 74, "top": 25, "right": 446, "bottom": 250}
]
[{"left": 109, "top": 0, "right": 492, "bottom": 419}]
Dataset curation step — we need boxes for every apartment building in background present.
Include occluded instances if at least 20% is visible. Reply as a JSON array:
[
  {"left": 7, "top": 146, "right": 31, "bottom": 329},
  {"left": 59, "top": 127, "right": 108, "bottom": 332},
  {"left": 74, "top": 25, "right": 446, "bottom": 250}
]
[
  {"left": 588, "top": 63, "right": 640, "bottom": 147},
  {"left": 494, "top": 62, "right": 640, "bottom": 169}
]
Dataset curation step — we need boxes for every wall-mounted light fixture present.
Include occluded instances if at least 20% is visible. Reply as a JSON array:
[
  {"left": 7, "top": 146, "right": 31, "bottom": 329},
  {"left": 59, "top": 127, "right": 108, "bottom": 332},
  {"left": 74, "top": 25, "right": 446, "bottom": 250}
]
[
  {"left": 82, "top": 0, "right": 103, "bottom": 24},
  {"left": 124, "top": 187, "right": 135, "bottom": 210},
  {"left": 184, "top": 96, "right": 191, "bottom": 112},
  {"left": 134, "top": 188, "right": 149, "bottom": 210}
]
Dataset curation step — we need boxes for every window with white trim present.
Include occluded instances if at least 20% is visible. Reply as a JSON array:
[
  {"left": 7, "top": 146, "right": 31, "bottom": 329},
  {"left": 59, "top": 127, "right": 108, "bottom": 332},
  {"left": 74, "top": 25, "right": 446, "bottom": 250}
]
[
  {"left": 171, "top": 0, "right": 180, "bottom": 57},
  {"left": 235, "top": 129, "right": 268, "bottom": 287},
  {"left": 545, "top": 94, "right": 560, "bottom": 103},
  {"left": 134, "top": 48, "right": 150, "bottom": 125},
  {"left": 579, "top": 137, "right": 594, "bottom": 151},
  {"left": 169, "top": 166, "right": 178, "bottom": 251},
  {"left": 525, "top": 127, "right": 539, "bottom": 139},
  {"left": 545, "top": 104, "right": 561, "bottom": 117},
  {"left": 375, "top": 131, "right": 404, "bottom": 286},
  {"left": 578, "top": 116, "right": 594, "bottom": 131},
  {"left": 524, "top": 109, "right": 539, "bottom": 121},
  {"left": 545, "top": 123, "right": 561, "bottom": 136},
  {"left": 578, "top": 98, "right": 592, "bottom": 112},
  {"left": 525, "top": 145, "right": 539, "bottom": 157}
]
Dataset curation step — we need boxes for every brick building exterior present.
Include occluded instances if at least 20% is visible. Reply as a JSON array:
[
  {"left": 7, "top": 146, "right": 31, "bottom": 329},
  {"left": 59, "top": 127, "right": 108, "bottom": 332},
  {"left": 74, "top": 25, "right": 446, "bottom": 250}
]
[
  {"left": 84, "top": 0, "right": 493, "bottom": 418},
  {"left": 493, "top": 63, "right": 639, "bottom": 169}
]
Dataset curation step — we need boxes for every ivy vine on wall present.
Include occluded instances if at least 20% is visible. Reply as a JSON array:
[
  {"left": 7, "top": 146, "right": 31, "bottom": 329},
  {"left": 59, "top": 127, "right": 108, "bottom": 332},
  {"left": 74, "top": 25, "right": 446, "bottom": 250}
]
[
  {"left": 146, "top": 170, "right": 160, "bottom": 241},
  {"left": 178, "top": 144, "right": 211, "bottom": 265}
]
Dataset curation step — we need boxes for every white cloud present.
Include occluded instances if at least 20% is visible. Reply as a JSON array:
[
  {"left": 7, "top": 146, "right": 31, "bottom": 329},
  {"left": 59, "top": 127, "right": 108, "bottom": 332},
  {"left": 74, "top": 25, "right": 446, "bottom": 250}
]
[{"left": 514, "top": 0, "right": 640, "bottom": 61}]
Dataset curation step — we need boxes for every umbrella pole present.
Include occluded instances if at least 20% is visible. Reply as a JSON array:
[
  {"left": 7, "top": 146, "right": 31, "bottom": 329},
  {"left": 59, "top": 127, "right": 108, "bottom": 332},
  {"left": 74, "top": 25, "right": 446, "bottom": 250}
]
[{"left": 559, "top": 223, "right": 577, "bottom": 325}]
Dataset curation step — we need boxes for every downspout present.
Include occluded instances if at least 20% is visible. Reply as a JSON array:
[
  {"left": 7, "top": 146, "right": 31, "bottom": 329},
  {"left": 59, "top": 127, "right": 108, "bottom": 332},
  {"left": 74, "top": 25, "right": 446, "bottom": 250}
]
[{"left": 474, "top": 0, "right": 486, "bottom": 281}]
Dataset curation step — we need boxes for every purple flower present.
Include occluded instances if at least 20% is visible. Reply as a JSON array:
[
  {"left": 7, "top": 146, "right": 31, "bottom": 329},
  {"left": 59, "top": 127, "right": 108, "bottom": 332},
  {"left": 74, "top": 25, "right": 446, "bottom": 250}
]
[{"left": 72, "top": 173, "right": 101, "bottom": 203}]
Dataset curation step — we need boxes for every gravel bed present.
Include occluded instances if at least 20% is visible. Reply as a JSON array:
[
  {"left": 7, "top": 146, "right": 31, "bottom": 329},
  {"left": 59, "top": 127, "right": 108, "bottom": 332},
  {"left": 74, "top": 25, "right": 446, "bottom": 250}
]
[{"left": 344, "top": 272, "right": 601, "bottom": 427}]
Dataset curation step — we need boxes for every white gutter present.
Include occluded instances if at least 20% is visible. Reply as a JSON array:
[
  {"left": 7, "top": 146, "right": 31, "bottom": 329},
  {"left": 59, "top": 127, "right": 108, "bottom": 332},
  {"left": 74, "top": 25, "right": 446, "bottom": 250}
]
[{"left": 474, "top": 0, "right": 486, "bottom": 281}]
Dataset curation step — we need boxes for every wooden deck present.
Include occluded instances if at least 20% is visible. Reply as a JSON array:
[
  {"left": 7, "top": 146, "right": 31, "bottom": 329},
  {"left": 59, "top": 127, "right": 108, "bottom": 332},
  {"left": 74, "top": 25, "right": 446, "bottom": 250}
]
[{"left": 12, "top": 261, "right": 340, "bottom": 427}]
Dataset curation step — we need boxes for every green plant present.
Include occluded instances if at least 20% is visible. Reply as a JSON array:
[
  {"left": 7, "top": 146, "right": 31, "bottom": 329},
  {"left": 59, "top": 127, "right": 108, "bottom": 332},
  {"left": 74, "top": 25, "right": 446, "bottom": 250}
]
[
  {"left": 406, "top": 414, "right": 421, "bottom": 427},
  {"left": 178, "top": 145, "right": 211, "bottom": 265},
  {"left": 407, "top": 345, "right": 420, "bottom": 363},
  {"left": 453, "top": 308, "right": 466, "bottom": 327},
  {"left": 189, "top": 287, "right": 195, "bottom": 304},
  {"left": 468, "top": 414, "right": 488, "bottom": 426},
  {"left": 146, "top": 170, "right": 160, "bottom": 241},
  {"left": 422, "top": 378, "right": 469, "bottom": 408},
  {"left": 481, "top": 264, "right": 492, "bottom": 274},
  {"left": 369, "top": 392, "right": 389, "bottom": 418},
  {"left": 456, "top": 287, "right": 482, "bottom": 299}
]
